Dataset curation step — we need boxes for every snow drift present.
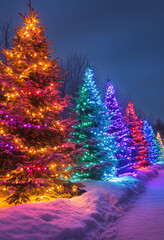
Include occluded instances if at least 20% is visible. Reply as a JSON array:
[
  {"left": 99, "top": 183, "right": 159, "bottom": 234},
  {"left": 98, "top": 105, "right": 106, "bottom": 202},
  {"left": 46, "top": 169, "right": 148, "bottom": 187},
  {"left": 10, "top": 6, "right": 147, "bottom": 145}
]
[{"left": 0, "top": 164, "right": 163, "bottom": 240}]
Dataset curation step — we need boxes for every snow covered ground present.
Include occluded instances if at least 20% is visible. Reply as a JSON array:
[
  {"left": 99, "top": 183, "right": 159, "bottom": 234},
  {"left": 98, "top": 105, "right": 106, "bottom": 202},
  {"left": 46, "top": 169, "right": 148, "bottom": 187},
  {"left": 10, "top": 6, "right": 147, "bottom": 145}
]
[
  {"left": 113, "top": 168, "right": 164, "bottom": 240},
  {"left": 0, "top": 164, "right": 163, "bottom": 240}
]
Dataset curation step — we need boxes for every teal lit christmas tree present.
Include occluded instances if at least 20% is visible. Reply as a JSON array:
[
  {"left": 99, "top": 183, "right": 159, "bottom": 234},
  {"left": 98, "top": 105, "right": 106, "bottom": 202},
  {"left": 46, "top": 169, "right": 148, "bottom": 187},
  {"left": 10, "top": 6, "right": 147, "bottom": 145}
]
[
  {"left": 143, "top": 120, "right": 163, "bottom": 164},
  {"left": 71, "top": 67, "right": 118, "bottom": 180},
  {"left": 105, "top": 82, "right": 135, "bottom": 175}
]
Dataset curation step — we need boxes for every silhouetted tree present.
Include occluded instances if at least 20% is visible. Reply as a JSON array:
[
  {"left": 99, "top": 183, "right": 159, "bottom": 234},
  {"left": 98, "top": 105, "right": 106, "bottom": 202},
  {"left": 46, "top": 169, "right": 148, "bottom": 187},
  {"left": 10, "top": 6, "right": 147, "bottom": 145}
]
[
  {"left": 60, "top": 52, "right": 89, "bottom": 98},
  {"left": 0, "top": 16, "right": 14, "bottom": 61}
]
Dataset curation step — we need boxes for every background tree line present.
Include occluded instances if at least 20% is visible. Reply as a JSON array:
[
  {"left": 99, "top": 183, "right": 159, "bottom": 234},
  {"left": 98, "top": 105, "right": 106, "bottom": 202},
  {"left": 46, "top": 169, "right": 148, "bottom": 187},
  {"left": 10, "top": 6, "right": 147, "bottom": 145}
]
[{"left": 0, "top": 15, "right": 163, "bottom": 140}]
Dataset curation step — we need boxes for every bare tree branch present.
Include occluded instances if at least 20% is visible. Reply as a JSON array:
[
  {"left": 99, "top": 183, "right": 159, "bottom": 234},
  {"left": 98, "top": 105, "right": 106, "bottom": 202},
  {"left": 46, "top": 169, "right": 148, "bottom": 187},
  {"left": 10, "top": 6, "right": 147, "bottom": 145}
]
[
  {"left": 0, "top": 15, "right": 14, "bottom": 61},
  {"left": 60, "top": 52, "right": 89, "bottom": 98}
]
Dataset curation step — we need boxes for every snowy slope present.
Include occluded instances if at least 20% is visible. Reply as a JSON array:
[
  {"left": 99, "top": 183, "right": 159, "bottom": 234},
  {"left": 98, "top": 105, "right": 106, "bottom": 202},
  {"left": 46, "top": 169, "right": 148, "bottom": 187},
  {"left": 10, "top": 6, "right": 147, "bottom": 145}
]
[{"left": 0, "top": 164, "right": 163, "bottom": 240}]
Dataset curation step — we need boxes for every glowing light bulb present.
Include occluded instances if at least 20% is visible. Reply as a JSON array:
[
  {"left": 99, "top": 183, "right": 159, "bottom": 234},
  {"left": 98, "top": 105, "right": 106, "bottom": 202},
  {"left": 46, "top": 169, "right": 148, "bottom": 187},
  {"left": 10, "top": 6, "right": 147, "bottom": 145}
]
[{"left": 72, "top": 186, "right": 77, "bottom": 192}]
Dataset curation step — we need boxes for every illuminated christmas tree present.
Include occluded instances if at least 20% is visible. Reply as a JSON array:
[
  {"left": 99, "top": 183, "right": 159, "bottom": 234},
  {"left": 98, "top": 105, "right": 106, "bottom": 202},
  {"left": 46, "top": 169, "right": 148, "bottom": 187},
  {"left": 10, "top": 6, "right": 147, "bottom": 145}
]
[
  {"left": 156, "top": 132, "right": 164, "bottom": 160},
  {"left": 105, "top": 82, "right": 135, "bottom": 174},
  {"left": 0, "top": 5, "right": 84, "bottom": 205},
  {"left": 72, "top": 67, "right": 118, "bottom": 180},
  {"left": 143, "top": 120, "right": 163, "bottom": 163},
  {"left": 125, "top": 101, "right": 150, "bottom": 168}
]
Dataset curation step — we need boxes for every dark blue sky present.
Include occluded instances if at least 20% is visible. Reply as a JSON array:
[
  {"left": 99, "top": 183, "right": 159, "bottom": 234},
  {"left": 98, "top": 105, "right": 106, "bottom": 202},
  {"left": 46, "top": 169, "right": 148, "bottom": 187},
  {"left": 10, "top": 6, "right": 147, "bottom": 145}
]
[{"left": 1, "top": 0, "right": 164, "bottom": 121}]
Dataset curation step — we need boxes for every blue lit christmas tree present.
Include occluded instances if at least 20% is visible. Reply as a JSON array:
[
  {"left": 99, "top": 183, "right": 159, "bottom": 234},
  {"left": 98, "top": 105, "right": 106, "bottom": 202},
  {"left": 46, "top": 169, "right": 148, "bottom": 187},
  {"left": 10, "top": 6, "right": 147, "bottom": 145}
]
[
  {"left": 71, "top": 67, "right": 118, "bottom": 180},
  {"left": 143, "top": 120, "right": 163, "bottom": 164},
  {"left": 105, "top": 82, "right": 135, "bottom": 175}
]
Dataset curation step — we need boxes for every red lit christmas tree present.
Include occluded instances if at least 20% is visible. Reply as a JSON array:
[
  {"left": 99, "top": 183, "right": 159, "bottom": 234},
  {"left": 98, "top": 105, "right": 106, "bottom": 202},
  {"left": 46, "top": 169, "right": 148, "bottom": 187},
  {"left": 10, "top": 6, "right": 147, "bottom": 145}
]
[
  {"left": 125, "top": 101, "right": 150, "bottom": 168},
  {"left": 0, "top": 5, "right": 84, "bottom": 205}
]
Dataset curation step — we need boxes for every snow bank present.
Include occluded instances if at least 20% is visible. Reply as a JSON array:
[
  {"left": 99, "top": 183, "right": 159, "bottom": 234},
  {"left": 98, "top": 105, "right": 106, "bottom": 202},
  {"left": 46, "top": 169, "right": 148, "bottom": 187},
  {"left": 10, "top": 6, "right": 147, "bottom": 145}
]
[
  {"left": 136, "top": 163, "right": 163, "bottom": 181},
  {"left": 0, "top": 164, "right": 163, "bottom": 240}
]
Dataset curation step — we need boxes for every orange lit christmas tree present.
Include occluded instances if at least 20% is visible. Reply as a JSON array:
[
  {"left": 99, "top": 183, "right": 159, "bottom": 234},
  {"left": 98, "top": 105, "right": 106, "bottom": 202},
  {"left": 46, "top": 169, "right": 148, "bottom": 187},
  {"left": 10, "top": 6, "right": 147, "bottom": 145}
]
[
  {"left": 156, "top": 132, "right": 164, "bottom": 159},
  {"left": 0, "top": 4, "right": 84, "bottom": 205},
  {"left": 125, "top": 101, "right": 151, "bottom": 168}
]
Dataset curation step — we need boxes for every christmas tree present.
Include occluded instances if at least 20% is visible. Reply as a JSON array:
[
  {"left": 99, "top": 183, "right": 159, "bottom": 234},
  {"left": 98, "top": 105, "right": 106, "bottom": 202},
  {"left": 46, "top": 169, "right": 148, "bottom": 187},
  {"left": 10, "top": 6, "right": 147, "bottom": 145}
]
[
  {"left": 105, "top": 82, "right": 135, "bottom": 174},
  {"left": 72, "top": 67, "right": 118, "bottom": 180},
  {"left": 0, "top": 5, "right": 84, "bottom": 205},
  {"left": 156, "top": 132, "right": 164, "bottom": 160},
  {"left": 143, "top": 120, "right": 163, "bottom": 163},
  {"left": 125, "top": 101, "right": 150, "bottom": 168}
]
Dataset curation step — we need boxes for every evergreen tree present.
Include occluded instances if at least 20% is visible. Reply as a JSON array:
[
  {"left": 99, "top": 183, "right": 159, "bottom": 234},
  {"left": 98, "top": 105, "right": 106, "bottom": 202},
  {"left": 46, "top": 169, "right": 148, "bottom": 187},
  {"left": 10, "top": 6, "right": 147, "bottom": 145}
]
[
  {"left": 143, "top": 120, "right": 163, "bottom": 163},
  {"left": 156, "top": 132, "right": 164, "bottom": 160},
  {"left": 105, "top": 82, "right": 135, "bottom": 174},
  {"left": 125, "top": 101, "right": 150, "bottom": 168},
  {"left": 72, "top": 67, "right": 118, "bottom": 180},
  {"left": 0, "top": 5, "right": 84, "bottom": 205}
]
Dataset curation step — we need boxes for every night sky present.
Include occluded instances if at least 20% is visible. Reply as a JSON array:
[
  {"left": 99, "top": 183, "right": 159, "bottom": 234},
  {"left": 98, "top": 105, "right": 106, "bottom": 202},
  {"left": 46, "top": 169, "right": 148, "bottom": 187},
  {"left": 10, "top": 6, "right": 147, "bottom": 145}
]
[{"left": 0, "top": 0, "right": 164, "bottom": 121}]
